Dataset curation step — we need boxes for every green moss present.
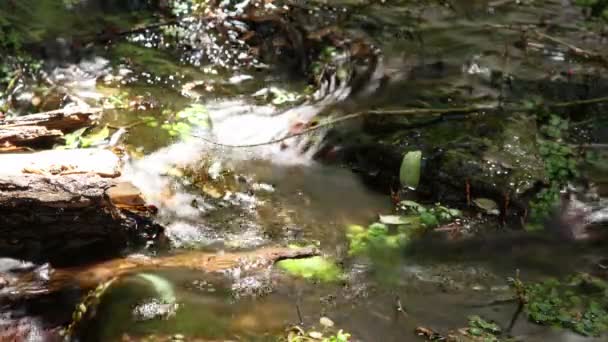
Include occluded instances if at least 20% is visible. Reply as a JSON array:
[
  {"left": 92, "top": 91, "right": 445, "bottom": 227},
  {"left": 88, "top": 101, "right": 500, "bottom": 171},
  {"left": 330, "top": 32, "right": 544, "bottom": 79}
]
[{"left": 276, "top": 256, "right": 343, "bottom": 282}]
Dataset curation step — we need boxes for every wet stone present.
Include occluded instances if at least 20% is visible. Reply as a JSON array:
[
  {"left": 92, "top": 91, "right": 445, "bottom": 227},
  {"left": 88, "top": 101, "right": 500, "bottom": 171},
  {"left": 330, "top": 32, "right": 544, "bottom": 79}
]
[
  {"left": 132, "top": 299, "right": 178, "bottom": 321},
  {"left": 231, "top": 275, "right": 273, "bottom": 299},
  {"left": 107, "top": 182, "right": 147, "bottom": 207}
]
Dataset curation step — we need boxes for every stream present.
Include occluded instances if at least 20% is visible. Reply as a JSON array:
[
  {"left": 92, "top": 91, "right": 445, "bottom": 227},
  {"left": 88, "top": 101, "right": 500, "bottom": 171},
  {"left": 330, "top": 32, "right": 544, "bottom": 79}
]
[{"left": 1, "top": 0, "right": 608, "bottom": 341}]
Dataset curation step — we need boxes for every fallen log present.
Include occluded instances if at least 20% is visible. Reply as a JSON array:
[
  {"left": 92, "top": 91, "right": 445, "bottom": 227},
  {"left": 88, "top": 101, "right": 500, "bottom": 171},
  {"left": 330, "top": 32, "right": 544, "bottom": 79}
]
[
  {"left": 0, "top": 148, "right": 122, "bottom": 178},
  {"left": 0, "top": 126, "right": 64, "bottom": 146},
  {"left": 48, "top": 246, "right": 320, "bottom": 291},
  {"left": 0, "top": 149, "right": 162, "bottom": 264},
  {"left": 5, "top": 247, "right": 319, "bottom": 296},
  {"left": 0, "top": 107, "right": 101, "bottom": 148},
  {"left": 1, "top": 107, "right": 101, "bottom": 131}
]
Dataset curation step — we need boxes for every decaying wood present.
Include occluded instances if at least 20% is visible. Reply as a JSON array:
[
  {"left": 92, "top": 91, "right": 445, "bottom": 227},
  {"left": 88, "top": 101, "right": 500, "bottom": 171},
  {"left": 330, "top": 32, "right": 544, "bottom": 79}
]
[
  {"left": 0, "top": 174, "right": 113, "bottom": 208},
  {"left": 12, "top": 246, "right": 319, "bottom": 293},
  {"left": 0, "top": 125, "right": 64, "bottom": 146},
  {"left": 1, "top": 107, "right": 101, "bottom": 131},
  {"left": 0, "top": 148, "right": 122, "bottom": 178},
  {"left": 0, "top": 107, "right": 101, "bottom": 148},
  {"left": 0, "top": 172, "right": 161, "bottom": 264}
]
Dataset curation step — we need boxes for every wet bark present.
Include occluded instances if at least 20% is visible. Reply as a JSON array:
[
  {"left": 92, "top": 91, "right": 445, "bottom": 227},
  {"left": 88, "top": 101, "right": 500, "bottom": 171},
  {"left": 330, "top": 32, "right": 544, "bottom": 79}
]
[
  {"left": 1, "top": 107, "right": 101, "bottom": 131},
  {"left": 0, "top": 148, "right": 161, "bottom": 265},
  {"left": 42, "top": 246, "right": 319, "bottom": 292},
  {"left": 0, "top": 173, "right": 162, "bottom": 265},
  {"left": 0, "top": 126, "right": 64, "bottom": 146},
  {"left": 0, "top": 148, "right": 122, "bottom": 178},
  {"left": 0, "top": 107, "right": 101, "bottom": 148}
]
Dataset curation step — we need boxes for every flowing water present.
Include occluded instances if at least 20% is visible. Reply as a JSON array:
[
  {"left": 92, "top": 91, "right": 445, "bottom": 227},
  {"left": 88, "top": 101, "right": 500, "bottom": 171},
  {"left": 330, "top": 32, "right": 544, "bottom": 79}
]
[{"left": 1, "top": 0, "right": 608, "bottom": 341}]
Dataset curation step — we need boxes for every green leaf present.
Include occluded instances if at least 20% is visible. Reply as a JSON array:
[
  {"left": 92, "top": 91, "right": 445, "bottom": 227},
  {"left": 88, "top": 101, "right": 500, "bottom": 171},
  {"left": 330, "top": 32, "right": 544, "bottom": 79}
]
[
  {"left": 59, "top": 127, "right": 88, "bottom": 149},
  {"left": 419, "top": 212, "right": 439, "bottom": 227},
  {"left": 399, "top": 151, "right": 422, "bottom": 189},
  {"left": 80, "top": 125, "right": 110, "bottom": 147}
]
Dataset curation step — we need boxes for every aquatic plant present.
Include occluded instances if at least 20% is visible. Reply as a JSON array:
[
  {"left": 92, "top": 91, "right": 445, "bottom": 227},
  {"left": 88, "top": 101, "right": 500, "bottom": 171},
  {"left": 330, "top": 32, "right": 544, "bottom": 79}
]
[
  {"left": 347, "top": 202, "right": 461, "bottom": 256},
  {"left": 142, "top": 103, "right": 210, "bottom": 139},
  {"left": 62, "top": 277, "right": 118, "bottom": 339},
  {"left": 528, "top": 114, "right": 580, "bottom": 227},
  {"left": 59, "top": 125, "right": 111, "bottom": 149},
  {"left": 523, "top": 274, "right": 608, "bottom": 336},
  {"left": 461, "top": 315, "right": 503, "bottom": 342},
  {"left": 276, "top": 256, "right": 343, "bottom": 283},
  {"left": 415, "top": 315, "right": 511, "bottom": 341}
]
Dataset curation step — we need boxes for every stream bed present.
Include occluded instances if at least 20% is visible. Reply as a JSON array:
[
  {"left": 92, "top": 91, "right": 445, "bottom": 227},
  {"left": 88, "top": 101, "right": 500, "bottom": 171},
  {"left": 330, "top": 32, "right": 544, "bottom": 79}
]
[{"left": 1, "top": 0, "right": 607, "bottom": 341}]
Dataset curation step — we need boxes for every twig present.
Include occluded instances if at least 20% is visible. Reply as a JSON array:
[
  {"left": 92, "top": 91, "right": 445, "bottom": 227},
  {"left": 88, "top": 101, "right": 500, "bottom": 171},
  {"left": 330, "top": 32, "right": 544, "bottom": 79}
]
[
  {"left": 296, "top": 302, "right": 304, "bottom": 326},
  {"left": 107, "top": 120, "right": 144, "bottom": 130},
  {"left": 534, "top": 30, "right": 603, "bottom": 61},
  {"left": 578, "top": 143, "right": 608, "bottom": 149},
  {"left": 395, "top": 295, "right": 408, "bottom": 319},
  {"left": 488, "top": 24, "right": 608, "bottom": 65},
  {"left": 506, "top": 270, "right": 528, "bottom": 334},
  {"left": 192, "top": 95, "right": 608, "bottom": 148},
  {"left": 507, "top": 301, "right": 524, "bottom": 334},
  {"left": 193, "top": 105, "right": 492, "bottom": 148},
  {"left": 550, "top": 96, "right": 608, "bottom": 108},
  {"left": 468, "top": 297, "right": 518, "bottom": 308},
  {"left": 84, "top": 21, "right": 179, "bottom": 44}
]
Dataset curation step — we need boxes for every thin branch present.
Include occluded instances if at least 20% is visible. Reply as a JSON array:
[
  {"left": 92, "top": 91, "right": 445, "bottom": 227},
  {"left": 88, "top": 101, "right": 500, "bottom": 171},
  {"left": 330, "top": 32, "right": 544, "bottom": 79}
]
[
  {"left": 192, "top": 96, "right": 608, "bottom": 148},
  {"left": 488, "top": 24, "right": 608, "bottom": 65},
  {"left": 85, "top": 21, "right": 179, "bottom": 44},
  {"left": 192, "top": 105, "right": 492, "bottom": 148},
  {"left": 550, "top": 96, "right": 608, "bottom": 108}
]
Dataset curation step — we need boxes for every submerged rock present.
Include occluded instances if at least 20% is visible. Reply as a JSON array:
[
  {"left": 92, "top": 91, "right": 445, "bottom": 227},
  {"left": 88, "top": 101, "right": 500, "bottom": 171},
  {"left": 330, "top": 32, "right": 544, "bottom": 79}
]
[
  {"left": 230, "top": 275, "right": 273, "bottom": 299},
  {"left": 132, "top": 299, "right": 178, "bottom": 321}
]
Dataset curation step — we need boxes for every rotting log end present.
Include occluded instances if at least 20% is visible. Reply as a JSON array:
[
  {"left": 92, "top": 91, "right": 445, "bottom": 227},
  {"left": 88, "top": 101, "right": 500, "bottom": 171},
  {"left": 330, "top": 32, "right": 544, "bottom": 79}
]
[{"left": 0, "top": 173, "right": 163, "bottom": 265}]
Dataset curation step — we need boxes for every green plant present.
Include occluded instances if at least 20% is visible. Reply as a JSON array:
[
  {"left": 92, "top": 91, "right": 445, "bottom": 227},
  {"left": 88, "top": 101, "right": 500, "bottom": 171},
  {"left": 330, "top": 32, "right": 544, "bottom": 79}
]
[
  {"left": 347, "top": 202, "right": 461, "bottom": 257},
  {"left": 310, "top": 45, "right": 351, "bottom": 85},
  {"left": 346, "top": 223, "right": 410, "bottom": 256},
  {"left": 523, "top": 274, "right": 608, "bottom": 336},
  {"left": 398, "top": 200, "right": 462, "bottom": 228},
  {"left": 142, "top": 104, "right": 210, "bottom": 139},
  {"left": 461, "top": 315, "right": 503, "bottom": 341},
  {"left": 57, "top": 125, "right": 111, "bottom": 149},
  {"left": 0, "top": 14, "right": 23, "bottom": 52},
  {"left": 528, "top": 114, "right": 580, "bottom": 226},
  {"left": 575, "top": 0, "right": 608, "bottom": 20}
]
